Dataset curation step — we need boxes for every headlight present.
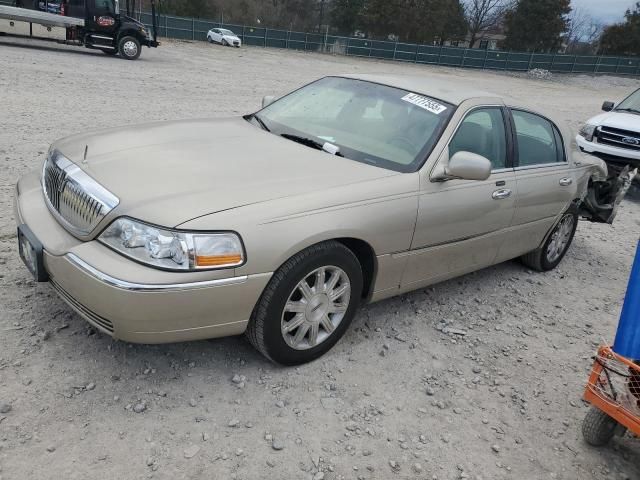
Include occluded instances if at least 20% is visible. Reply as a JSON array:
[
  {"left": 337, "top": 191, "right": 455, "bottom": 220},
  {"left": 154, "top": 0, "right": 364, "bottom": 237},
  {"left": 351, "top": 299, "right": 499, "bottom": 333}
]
[
  {"left": 98, "top": 217, "right": 244, "bottom": 271},
  {"left": 579, "top": 124, "right": 596, "bottom": 142}
]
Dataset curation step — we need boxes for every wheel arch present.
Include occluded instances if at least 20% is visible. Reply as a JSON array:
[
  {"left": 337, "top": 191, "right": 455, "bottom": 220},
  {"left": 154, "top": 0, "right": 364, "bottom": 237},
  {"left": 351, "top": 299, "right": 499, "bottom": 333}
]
[
  {"left": 333, "top": 237, "right": 377, "bottom": 302},
  {"left": 117, "top": 29, "right": 145, "bottom": 43},
  {"left": 267, "top": 236, "right": 378, "bottom": 303}
]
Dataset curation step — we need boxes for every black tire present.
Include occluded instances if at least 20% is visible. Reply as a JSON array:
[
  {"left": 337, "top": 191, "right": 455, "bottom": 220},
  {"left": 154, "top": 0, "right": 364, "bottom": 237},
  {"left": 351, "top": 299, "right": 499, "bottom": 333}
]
[
  {"left": 582, "top": 407, "right": 619, "bottom": 446},
  {"left": 207, "top": 36, "right": 213, "bottom": 43},
  {"left": 221, "top": 39, "right": 228, "bottom": 46},
  {"left": 118, "top": 35, "right": 141, "bottom": 60},
  {"left": 101, "top": 49, "right": 118, "bottom": 56},
  {"left": 246, "top": 241, "right": 363, "bottom": 365},
  {"left": 520, "top": 205, "right": 578, "bottom": 272}
]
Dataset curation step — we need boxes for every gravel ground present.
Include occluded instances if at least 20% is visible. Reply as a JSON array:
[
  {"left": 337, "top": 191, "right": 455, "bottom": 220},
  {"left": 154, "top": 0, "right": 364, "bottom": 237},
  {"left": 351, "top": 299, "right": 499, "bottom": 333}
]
[{"left": 1, "top": 37, "right": 639, "bottom": 480}]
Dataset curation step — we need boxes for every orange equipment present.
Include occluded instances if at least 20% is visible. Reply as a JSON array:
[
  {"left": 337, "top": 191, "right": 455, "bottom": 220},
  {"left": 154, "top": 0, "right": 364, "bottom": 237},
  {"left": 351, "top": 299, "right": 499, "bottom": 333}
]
[{"left": 582, "top": 345, "right": 640, "bottom": 446}]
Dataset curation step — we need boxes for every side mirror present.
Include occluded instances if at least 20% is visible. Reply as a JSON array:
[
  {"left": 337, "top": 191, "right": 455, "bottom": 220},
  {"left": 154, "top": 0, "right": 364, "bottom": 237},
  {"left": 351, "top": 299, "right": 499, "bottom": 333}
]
[
  {"left": 262, "top": 95, "right": 275, "bottom": 108},
  {"left": 602, "top": 101, "right": 615, "bottom": 112},
  {"left": 434, "top": 151, "right": 491, "bottom": 181}
]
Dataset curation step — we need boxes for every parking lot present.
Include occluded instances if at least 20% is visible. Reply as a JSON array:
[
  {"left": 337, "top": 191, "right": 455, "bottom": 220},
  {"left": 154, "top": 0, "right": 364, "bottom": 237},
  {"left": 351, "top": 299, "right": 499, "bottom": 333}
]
[{"left": 1, "top": 36, "right": 639, "bottom": 480}]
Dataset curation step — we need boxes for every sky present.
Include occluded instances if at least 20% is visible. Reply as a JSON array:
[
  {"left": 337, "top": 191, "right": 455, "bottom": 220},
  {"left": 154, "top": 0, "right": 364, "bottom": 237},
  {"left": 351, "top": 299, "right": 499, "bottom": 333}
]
[{"left": 573, "top": 0, "right": 636, "bottom": 25}]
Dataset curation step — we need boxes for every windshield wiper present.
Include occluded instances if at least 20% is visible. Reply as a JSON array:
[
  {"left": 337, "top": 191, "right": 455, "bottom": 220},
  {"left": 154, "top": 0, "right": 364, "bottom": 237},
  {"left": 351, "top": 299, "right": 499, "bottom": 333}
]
[
  {"left": 280, "top": 133, "right": 343, "bottom": 156},
  {"left": 615, "top": 108, "right": 640, "bottom": 115},
  {"left": 252, "top": 114, "right": 270, "bottom": 131}
]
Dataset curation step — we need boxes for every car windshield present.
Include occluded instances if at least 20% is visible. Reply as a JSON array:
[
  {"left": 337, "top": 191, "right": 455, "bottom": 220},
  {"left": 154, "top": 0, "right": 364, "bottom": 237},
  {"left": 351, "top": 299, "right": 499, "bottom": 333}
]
[
  {"left": 616, "top": 89, "right": 640, "bottom": 113},
  {"left": 253, "top": 77, "right": 454, "bottom": 172},
  {"left": 220, "top": 29, "right": 234, "bottom": 35}
]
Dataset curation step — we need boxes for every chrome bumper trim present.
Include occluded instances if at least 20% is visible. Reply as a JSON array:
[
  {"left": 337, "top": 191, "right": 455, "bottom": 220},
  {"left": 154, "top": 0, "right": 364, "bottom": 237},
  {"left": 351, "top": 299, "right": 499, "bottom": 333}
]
[{"left": 66, "top": 253, "right": 248, "bottom": 292}]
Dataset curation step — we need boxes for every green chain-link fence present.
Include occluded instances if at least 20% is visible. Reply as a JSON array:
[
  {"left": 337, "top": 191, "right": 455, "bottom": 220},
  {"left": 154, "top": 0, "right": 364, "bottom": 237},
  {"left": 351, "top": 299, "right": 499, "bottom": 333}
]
[{"left": 135, "top": 11, "right": 640, "bottom": 76}]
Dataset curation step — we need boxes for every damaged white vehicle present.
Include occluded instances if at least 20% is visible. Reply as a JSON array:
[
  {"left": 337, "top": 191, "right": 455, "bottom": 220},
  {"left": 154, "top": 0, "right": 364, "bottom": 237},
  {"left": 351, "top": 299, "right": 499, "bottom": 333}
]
[{"left": 576, "top": 88, "right": 639, "bottom": 223}]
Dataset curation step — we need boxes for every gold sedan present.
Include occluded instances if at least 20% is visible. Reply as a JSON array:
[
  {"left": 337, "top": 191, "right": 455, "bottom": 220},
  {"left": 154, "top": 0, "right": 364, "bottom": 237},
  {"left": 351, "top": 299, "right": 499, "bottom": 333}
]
[{"left": 15, "top": 74, "right": 631, "bottom": 364}]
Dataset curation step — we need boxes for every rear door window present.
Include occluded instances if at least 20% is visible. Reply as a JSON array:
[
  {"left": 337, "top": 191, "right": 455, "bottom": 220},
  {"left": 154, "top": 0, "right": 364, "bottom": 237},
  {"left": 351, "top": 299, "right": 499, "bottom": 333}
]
[{"left": 511, "top": 110, "right": 565, "bottom": 167}]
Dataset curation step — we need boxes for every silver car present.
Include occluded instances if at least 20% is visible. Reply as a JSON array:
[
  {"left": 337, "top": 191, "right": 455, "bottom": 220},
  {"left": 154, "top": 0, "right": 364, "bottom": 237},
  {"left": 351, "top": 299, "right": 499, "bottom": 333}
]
[{"left": 14, "top": 74, "right": 631, "bottom": 364}]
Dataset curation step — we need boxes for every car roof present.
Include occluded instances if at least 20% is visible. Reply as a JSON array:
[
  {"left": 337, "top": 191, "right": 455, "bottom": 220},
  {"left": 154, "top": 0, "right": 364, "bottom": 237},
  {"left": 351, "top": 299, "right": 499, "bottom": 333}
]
[{"left": 338, "top": 73, "right": 503, "bottom": 106}]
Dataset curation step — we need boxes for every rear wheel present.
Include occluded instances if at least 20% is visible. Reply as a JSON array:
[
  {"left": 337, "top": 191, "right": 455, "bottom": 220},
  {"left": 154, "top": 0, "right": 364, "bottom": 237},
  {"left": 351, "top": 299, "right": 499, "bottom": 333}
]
[
  {"left": 582, "top": 407, "right": 620, "bottom": 446},
  {"left": 246, "top": 241, "right": 363, "bottom": 365},
  {"left": 521, "top": 206, "right": 578, "bottom": 271},
  {"left": 118, "top": 36, "right": 141, "bottom": 60}
]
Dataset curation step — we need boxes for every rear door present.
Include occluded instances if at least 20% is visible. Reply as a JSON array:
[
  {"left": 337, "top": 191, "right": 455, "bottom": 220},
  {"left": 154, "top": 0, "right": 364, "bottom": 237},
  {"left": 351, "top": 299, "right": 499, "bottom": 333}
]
[{"left": 503, "top": 109, "right": 574, "bottom": 259}]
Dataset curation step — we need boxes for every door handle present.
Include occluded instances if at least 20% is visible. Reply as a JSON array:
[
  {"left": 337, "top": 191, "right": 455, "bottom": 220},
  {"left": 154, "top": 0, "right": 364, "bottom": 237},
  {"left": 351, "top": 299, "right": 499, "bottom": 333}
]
[
  {"left": 492, "top": 188, "right": 512, "bottom": 200},
  {"left": 559, "top": 177, "right": 573, "bottom": 186}
]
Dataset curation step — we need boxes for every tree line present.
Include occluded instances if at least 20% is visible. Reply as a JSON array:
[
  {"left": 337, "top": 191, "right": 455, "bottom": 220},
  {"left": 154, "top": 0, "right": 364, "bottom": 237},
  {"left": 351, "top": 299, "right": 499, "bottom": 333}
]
[{"left": 153, "top": 0, "right": 640, "bottom": 55}]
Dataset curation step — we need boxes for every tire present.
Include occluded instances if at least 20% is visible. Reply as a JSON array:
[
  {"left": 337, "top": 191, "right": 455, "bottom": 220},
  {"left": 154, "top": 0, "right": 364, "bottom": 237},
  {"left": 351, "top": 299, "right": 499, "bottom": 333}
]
[
  {"left": 582, "top": 407, "right": 619, "bottom": 446},
  {"left": 207, "top": 36, "right": 213, "bottom": 43},
  {"left": 221, "top": 39, "right": 228, "bottom": 46},
  {"left": 520, "top": 205, "right": 578, "bottom": 272},
  {"left": 246, "top": 241, "right": 363, "bottom": 365},
  {"left": 101, "top": 49, "right": 118, "bottom": 56},
  {"left": 118, "top": 35, "right": 141, "bottom": 60}
]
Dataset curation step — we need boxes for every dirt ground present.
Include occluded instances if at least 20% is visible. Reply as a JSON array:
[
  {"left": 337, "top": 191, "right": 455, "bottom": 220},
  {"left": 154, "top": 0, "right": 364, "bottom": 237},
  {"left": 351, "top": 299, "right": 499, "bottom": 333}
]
[{"left": 1, "top": 37, "right": 639, "bottom": 480}]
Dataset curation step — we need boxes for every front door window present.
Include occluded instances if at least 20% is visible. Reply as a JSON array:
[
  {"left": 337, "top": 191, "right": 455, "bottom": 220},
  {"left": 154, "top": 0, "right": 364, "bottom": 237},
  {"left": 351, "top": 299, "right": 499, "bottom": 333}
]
[{"left": 449, "top": 107, "right": 508, "bottom": 170}]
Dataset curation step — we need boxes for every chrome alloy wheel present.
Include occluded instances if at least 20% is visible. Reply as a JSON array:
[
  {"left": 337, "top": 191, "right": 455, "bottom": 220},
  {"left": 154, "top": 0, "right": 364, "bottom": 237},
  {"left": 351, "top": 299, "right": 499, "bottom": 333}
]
[
  {"left": 546, "top": 214, "right": 574, "bottom": 263},
  {"left": 281, "top": 266, "right": 351, "bottom": 350},
  {"left": 123, "top": 40, "right": 138, "bottom": 57}
]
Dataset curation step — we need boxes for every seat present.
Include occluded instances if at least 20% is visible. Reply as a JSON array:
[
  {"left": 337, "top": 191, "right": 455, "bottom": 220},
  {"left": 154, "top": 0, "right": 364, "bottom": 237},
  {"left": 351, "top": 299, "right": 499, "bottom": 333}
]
[{"left": 450, "top": 122, "right": 493, "bottom": 161}]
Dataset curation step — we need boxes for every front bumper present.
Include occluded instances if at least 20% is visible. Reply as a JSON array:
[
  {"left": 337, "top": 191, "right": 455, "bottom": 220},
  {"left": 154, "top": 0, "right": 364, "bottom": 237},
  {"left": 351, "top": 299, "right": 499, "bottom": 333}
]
[
  {"left": 142, "top": 36, "right": 160, "bottom": 48},
  {"left": 15, "top": 171, "right": 271, "bottom": 343},
  {"left": 576, "top": 134, "right": 640, "bottom": 167}
]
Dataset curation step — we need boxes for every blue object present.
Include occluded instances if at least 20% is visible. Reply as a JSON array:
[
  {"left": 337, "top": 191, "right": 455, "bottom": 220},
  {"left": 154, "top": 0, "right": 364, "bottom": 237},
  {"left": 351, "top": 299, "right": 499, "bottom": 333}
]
[{"left": 613, "top": 240, "right": 640, "bottom": 360}]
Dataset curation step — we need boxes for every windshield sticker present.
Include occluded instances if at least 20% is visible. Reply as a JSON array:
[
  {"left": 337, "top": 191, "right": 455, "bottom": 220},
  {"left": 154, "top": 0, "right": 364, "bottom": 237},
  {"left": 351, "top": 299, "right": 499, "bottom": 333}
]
[{"left": 401, "top": 93, "right": 447, "bottom": 114}]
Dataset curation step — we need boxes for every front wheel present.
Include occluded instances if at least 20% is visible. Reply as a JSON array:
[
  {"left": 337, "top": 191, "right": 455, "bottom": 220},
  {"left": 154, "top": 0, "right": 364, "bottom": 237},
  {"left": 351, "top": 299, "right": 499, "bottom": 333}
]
[
  {"left": 582, "top": 407, "right": 620, "bottom": 446},
  {"left": 221, "top": 39, "right": 228, "bottom": 46},
  {"left": 246, "top": 241, "right": 363, "bottom": 365},
  {"left": 521, "top": 206, "right": 578, "bottom": 271},
  {"left": 118, "top": 35, "right": 141, "bottom": 60}
]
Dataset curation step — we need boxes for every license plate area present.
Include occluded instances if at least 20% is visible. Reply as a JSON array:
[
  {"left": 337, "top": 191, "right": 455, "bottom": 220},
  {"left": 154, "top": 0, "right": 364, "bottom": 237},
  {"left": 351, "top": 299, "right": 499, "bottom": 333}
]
[{"left": 17, "top": 224, "right": 49, "bottom": 282}]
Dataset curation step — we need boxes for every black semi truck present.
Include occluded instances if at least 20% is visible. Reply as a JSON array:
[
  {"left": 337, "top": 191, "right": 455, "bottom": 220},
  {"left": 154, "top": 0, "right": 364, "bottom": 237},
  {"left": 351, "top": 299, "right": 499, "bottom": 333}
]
[{"left": 0, "top": 0, "right": 159, "bottom": 59}]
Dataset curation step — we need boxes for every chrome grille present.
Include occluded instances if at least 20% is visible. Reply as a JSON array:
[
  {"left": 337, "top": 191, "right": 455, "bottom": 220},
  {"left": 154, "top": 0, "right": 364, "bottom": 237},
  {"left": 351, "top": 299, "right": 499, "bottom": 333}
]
[
  {"left": 598, "top": 126, "right": 640, "bottom": 151},
  {"left": 42, "top": 150, "right": 119, "bottom": 236}
]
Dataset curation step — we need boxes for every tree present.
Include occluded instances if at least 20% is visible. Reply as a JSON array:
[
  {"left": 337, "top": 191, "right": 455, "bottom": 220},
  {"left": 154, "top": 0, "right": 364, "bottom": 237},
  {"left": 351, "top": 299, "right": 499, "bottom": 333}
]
[
  {"left": 438, "top": 0, "right": 468, "bottom": 44},
  {"left": 503, "top": 0, "right": 571, "bottom": 52},
  {"left": 464, "top": 0, "right": 510, "bottom": 47},
  {"left": 599, "top": 2, "right": 640, "bottom": 56},
  {"left": 330, "top": 0, "right": 366, "bottom": 35},
  {"left": 564, "top": 7, "right": 603, "bottom": 54}
]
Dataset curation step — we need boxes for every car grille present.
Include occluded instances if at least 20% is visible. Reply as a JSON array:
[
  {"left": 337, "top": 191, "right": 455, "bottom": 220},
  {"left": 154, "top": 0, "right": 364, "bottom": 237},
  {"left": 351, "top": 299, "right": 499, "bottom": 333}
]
[
  {"left": 50, "top": 279, "right": 115, "bottom": 334},
  {"left": 598, "top": 126, "right": 640, "bottom": 151},
  {"left": 42, "top": 150, "right": 119, "bottom": 236}
]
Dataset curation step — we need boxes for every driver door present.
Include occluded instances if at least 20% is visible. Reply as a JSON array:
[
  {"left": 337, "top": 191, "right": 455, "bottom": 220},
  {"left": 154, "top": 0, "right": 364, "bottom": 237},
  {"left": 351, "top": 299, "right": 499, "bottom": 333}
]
[
  {"left": 401, "top": 106, "right": 518, "bottom": 288},
  {"left": 86, "top": 0, "right": 118, "bottom": 36}
]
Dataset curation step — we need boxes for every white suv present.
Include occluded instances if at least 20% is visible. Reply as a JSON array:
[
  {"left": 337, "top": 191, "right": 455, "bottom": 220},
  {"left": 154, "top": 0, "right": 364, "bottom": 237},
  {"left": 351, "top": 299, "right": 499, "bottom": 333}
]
[{"left": 577, "top": 88, "right": 640, "bottom": 171}]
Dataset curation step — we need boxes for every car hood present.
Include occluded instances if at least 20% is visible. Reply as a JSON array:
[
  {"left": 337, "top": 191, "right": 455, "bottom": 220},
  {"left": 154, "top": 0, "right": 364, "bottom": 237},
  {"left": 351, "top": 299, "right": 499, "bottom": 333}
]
[
  {"left": 586, "top": 111, "right": 640, "bottom": 131},
  {"left": 52, "top": 118, "right": 397, "bottom": 230}
]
